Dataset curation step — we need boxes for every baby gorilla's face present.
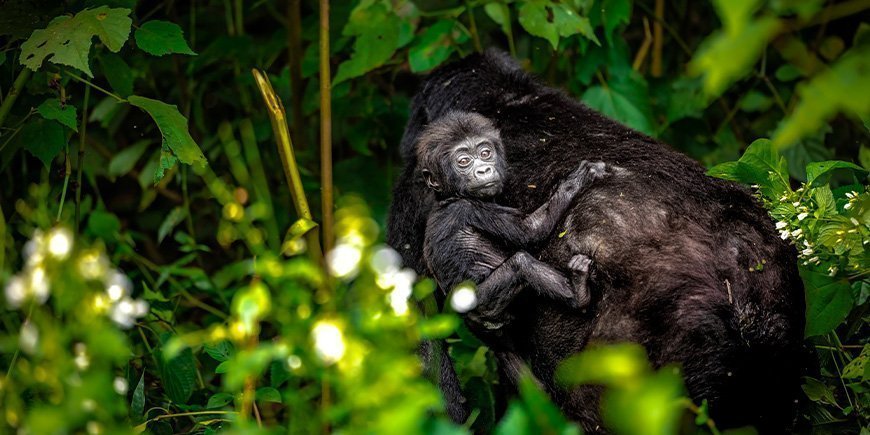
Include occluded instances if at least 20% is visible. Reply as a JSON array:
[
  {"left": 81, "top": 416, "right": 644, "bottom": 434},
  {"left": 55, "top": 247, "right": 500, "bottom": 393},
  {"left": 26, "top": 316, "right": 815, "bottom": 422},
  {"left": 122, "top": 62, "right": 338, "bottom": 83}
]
[{"left": 450, "top": 135, "right": 503, "bottom": 198}]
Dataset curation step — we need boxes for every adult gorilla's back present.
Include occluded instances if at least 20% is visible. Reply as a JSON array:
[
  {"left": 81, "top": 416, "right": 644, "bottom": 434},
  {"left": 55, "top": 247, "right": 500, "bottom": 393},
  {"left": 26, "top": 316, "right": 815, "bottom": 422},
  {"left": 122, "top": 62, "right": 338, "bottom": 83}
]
[{"left": 387, "top": 50, "right": 805, "bottom": 431}]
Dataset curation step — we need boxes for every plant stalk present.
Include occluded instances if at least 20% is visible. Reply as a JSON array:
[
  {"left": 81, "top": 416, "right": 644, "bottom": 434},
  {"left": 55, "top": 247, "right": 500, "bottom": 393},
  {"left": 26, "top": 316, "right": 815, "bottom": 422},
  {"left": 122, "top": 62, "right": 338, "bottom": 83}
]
[
  {"left": 319, "top": 0, "right": 334, "bottom": 255},
  {"left": 0, "top": 68, "right": 32, "bottom": 130},
  {"left": 251, "top": 69, "right": 323, "bottom": 264}
]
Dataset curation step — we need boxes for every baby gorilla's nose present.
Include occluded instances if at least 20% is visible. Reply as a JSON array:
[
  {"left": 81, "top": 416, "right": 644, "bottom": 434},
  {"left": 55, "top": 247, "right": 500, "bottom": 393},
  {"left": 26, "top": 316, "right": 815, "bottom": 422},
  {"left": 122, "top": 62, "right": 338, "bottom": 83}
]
[{"left": 476, "top": 166, "right": 493, "bottom": 177}]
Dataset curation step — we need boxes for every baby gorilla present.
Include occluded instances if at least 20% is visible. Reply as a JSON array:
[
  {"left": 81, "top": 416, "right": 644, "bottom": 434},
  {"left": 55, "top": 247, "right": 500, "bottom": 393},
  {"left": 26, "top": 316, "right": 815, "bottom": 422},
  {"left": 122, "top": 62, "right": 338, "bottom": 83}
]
[{"left": 417, "top": 111, "right": 607, "bottom": 325}]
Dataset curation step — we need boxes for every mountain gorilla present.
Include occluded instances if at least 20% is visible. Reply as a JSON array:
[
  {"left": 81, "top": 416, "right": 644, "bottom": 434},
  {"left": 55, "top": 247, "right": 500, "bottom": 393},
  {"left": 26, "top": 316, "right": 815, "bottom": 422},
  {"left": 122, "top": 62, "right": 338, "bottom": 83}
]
[
  {"left": 418, "top": 111, "right": 605, "bottom": 320},
  {"left": 387, "top": 50, "right": 806, "bottom": 432}
]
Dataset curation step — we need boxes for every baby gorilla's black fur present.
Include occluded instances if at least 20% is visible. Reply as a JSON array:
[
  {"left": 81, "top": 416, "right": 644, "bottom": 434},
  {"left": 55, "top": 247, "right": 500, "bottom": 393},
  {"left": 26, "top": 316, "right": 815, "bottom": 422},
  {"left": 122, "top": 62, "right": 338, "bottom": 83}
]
[
  {"left": 387, "top": 50, "right": 806, "bottom": 432},
  {"left": 418, "top": 112, "right": 604, "bottom": 322}
]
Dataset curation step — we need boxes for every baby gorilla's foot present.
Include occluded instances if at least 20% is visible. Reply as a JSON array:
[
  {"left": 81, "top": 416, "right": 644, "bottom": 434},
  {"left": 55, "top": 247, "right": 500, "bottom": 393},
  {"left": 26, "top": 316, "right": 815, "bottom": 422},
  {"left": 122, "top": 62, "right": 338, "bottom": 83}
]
[{"left": 567, "top": 254, "right": 593, "bottom": 309}]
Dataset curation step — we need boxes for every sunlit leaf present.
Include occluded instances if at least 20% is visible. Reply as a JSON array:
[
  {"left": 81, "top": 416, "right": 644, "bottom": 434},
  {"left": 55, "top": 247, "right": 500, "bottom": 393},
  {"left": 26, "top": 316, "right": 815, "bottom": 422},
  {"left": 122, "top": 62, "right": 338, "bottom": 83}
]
[
  {"left": 518, "top": 0, "right": 598, "bottom": 49},
  {"left": 127, "top": 96, "right": 206, "bottom": 179},
  {"left": 333, "top": 1, "right": 403, "bottom": 84},
  {"left": 20, "top": 6, "right": 132, "bottom": 76},
  {"left": 206, "top": 392, "right": 234, "bottom": 409}
]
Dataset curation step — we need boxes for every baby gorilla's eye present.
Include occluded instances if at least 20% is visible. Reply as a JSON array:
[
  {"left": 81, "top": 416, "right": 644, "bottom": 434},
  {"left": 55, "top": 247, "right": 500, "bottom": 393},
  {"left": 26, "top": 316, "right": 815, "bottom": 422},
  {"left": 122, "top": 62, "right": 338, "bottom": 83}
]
[
  {"left": 457, "top": 156, "right": 472, "bottom": 167},
  {"left": 480, "top": 148, "right": 492, "bottom": 159}
]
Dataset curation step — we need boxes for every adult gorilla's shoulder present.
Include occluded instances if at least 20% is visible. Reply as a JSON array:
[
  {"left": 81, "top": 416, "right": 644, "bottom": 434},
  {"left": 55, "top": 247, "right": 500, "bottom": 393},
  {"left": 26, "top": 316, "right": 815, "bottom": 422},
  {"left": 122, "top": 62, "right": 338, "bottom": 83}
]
[{"left": 387, "top": 50, "right": 807, "bottom": 432}]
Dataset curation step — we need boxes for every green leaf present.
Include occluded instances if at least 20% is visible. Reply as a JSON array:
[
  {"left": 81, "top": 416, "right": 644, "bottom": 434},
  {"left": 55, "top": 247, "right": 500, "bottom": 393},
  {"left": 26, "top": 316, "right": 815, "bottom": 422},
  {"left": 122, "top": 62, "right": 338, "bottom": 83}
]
[
  {"left": 418, "top": 314, "right": 460, "bottom": 339},
  {"left": 134, "top": 20, "right": 196, "bottom": 56},
  {"left": 127, "top": 96, "right": 206, "bottom": 172},
  {"left": 19, "top": 117, "right": 67, "bottom": 168},
  {"left": 131, "top": 372, "right": 145, "bottom": 421},
  {"left": 256, "top": 387, "right": 282, "bottom": 403},
  {"left": 707, "top": 139, "right": 789, "bottom": 199},
  {"left": 108, "top": 140, "right": 149, "bottom": 178},
  {"left": 87, "top": 210, "right": 121, "bottom": 241},
  {"left": 518, "top": 0, "right": 598, "bottom": 49},
  {"left": 157, "top": 206, "right": 187, "bottom": 243},
  {"left": 802, "top": 376, "right": 839, "bottom": 406},
  {"left": 805, "top": 160, "right": 868, "bottom": 188},
  {"left": 99, "top": 52, "right": 134, "bottom": 97},
  {"left": 599, "top": 0, "right": 632, "bottom": 44},
  {"left": 333, "top": 2, "right": 402, "bottom": 84},
  {"left": 556, "top": 343, "right": 649, "bottom": 386},
  {"left": 160, "top": 346, "right": 197, "bottom": 404},
  {"left": 204, "top": 340, "right": 235, "bottom": 363},
  {"left": 20, "top": 6, "right": 132, "bottom": 77},
  {"left": 774, "top": 44, "right": 870, "bottom": 148},
  {"left": 37, "top": 98, "right": 78, "bottom": 131},
  {"left": 282, "top": 217, "right": 318, "bottom": 256},
  {"left": 689, "top": 4, "right": 780, "bottom": 97},
  {"left": 841, "top": 344, "right": 870, "bottom": 380},
  {"left": 206, "top": 392, "right": 234, "bottom": 409},
  {"left": 409, "top": 20, "right": 464, "bottom": 73},
  {"left": 801, "top": 268, "right": 853, "bottom": 337},
  {"left": 582, "top": 74, "right": 654, "bottom": 135}
]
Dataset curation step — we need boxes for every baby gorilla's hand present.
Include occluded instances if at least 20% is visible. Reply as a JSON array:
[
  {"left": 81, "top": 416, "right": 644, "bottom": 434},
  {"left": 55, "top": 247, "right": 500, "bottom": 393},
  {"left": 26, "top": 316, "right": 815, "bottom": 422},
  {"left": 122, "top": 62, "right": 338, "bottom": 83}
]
[{"left": 558, "top": 160, "right": 609, "bottom": 196}]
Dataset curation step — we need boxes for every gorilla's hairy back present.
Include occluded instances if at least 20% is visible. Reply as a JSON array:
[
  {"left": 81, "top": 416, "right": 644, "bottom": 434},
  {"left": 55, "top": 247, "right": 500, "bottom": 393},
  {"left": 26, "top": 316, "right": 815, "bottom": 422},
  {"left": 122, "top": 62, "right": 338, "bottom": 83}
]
[{"left": 387, "top": 50, "right": 806, "bottom": 431}]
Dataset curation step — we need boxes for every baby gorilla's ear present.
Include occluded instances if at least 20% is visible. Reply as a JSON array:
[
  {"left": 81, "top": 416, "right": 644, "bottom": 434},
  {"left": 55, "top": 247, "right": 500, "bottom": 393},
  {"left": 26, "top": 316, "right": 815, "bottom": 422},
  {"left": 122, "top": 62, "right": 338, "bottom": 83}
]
[{"left": 421, "top": 169, "right": 441, "bottom": 192}]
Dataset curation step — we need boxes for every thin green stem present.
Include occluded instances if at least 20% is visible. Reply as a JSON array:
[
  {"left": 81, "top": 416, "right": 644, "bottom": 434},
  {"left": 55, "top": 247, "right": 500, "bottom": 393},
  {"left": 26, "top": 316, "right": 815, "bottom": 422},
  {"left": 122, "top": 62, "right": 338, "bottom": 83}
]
[
  {"left": 465, "top": 1, "right": 483, "bottom": 53},
  {"left": 0, "top": 68, "right": 32, "bottom": 130},
  {"left": 0, "top": 196, "right": 5, "bottom": 272},
  {"left": 64, "top": 70, "right": 125, "bottom": 103},
  {"left": 75, "top": 86, "right": 90, "bottom": 233},
  {"left": 56, "top": 146, "right": 71, "bottom": 222}
]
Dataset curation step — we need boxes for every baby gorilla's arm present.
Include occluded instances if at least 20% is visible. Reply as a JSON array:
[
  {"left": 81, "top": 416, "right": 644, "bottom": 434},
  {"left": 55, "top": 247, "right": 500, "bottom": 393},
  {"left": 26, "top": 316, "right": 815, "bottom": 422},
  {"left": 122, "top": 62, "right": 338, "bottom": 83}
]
[
  {"left": 470, "top": 251, "right": 592, "bottom": 328},
  {"left": 467, "top": 161, "right": 607, "bottom": 247}
]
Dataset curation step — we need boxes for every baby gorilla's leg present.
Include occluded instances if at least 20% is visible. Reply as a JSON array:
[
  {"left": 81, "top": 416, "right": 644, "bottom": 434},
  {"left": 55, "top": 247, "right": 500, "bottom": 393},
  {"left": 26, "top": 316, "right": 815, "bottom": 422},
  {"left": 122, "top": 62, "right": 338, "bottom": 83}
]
[
  {"left": 472, "top": 251, "right": 581, "bottom": 327},
  {"left": 568, "top": 254, "right": 593, "bottom": 308}
]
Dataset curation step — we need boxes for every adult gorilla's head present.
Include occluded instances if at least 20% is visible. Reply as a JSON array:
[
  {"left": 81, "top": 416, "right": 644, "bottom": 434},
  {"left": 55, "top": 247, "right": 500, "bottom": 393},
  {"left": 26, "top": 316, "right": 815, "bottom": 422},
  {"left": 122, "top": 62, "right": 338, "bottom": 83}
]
[{"left": 416, "top": 112, "right": 507, "bottom": 199}]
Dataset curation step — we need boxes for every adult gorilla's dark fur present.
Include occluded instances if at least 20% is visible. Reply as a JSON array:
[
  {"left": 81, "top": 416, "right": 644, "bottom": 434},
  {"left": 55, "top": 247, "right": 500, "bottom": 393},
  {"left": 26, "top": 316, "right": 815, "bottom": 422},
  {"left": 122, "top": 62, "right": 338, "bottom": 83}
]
[{"left": 387, "top": 50, "right": 806, "bottom": 432}]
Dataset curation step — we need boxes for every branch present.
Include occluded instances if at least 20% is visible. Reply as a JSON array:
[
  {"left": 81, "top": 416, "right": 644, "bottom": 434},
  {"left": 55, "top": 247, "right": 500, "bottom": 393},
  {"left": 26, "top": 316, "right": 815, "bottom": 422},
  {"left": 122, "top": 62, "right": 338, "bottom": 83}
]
[
  {"left": 319, "top": 0, "right": 334, "bottom": 255},
  {"left": 0, "top": 68, "right": 32, "bottom": 130}
]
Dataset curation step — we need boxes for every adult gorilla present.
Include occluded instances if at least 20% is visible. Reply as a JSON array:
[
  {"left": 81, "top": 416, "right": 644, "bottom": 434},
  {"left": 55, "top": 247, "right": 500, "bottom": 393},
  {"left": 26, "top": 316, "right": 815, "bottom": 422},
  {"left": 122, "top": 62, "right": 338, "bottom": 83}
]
[{"left": 386, "top": 50, "right": 805, "bottom": 432}]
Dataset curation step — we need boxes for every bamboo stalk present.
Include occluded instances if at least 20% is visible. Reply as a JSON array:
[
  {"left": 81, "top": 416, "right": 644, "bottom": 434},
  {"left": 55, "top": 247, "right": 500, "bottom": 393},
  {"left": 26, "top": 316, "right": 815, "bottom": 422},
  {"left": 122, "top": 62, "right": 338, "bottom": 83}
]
[
  {"left": 251, "top": 69, "right": 323, "bottom": 263},
  {"left": 0, "top": 68, "right": 32, "bottom": 130},
  {"left": 319, "top": 0, "right": 334, "bottom": 255}
]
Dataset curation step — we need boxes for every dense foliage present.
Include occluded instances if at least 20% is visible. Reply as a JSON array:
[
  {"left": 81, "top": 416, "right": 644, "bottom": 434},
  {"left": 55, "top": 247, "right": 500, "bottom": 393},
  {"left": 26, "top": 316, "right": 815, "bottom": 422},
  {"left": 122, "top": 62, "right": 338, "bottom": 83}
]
[{"left": 0, "top": 0, "right": 867, "bottom": 433}]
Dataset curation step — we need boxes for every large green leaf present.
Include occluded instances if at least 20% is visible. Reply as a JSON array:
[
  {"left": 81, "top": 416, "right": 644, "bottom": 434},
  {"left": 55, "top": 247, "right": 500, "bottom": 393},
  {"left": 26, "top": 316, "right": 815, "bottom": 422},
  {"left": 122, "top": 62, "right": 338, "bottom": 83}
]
[
  {"left": 134, "top": 20, "right": 196, "bottom": 56},
  {"left": 774, "top": 45, "right": 870, "bottom": 148},
  {"left": 805, "top": 160, "right": 868, "bottom": 188},
  {"left": 707, "top": 138, "right": 789, "bottom": 199},
  {"left": 20, "top": 6, "right": 132, "bottom": 77},
  {"left": 801, "top": 268, "right": 853, "bottom": 337},
  {"left": 582, "top": 73, "right": 654, "bottom": 135},
  {"left": 518, "top": 0, "right": 598, "bottom": 49},
  {"left": 408, "top": 20, "right": 466, "bottom": 73},
  {"left": 37, "top": 98, "right": 77, "bottom": 131},
  {"left": 18, "top": 117, "right": 67, "bottom": 168},
  {"left": 333, "top": 1, "right": 403, "bottom": 84},
  {"left": 99, "top": 52, "right": 135, "bottom": 97},
  {"left": 689, "top": 0, "right": 780, "bottom": 97},
  {"left": 127, "top": 96, "right": 206, "bottom": 182},
  {"left": 160, "top": 347, "right": 198, "bottom": 404}
]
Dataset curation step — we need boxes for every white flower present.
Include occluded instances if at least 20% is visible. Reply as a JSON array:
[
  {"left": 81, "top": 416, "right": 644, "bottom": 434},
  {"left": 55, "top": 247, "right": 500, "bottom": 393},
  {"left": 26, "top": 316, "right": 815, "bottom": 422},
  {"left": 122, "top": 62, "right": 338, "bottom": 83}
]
[
  {"left": 775, "top": 221, "right": 787, "bottom": 229},
  {"left": 850, "top": 218, "right": 860, "bottom": 226},
  {"left": 779, "top": 230, "right": 790, "bottom": 240},
  {"left": 47, "top": 227, "right": 73, "bottom": 260},
  {"left": 312, "top": 321, "right": 345, "bottom": 364},
  {"left": 828, "top": 266, "right": 838, "bottom": 277},
  {"left": 105, "top": 271, "right": 131, "bottom": 301},
  {"left": 792, "top": 202, "right": 800, "bottom": 207},
  {"left": 327, "top": 244, "right": 362, "bottom": 279},
  {"left": 801, "top": 248, "right": 813, "bottom": 256},
  {"left": 113, "top": 377, "right": 128, "bottom": 395},
  {"left": 109, "top": 296, "right": 149, "bottom": 329},
  {"left": 791, "top": 229, "right": 802, "bottom": 237},
  {"left": 19, "top": 321, "right": 39, "bottom": 354},
  {"left": 844, "top": 202, "right": 853, "bottom": 210},
  {"left": 797, "top": 213, "right": 808, "bottom": 221},
  {"left": 450, "top": 284, "right": 478, "bottom": 313},
  {"left": 4, "top": 275, "right": 26, "bottom": 308}
]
